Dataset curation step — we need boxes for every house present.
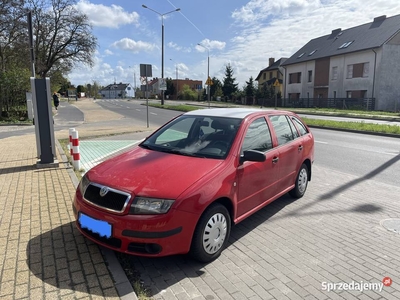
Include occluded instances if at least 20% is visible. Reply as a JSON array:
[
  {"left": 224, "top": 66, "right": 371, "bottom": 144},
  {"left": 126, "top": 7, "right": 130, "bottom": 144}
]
[
  {"left": 100, "top": 82, "right": 134, "bottom": 99},
  {"left": 147, "top": 78, "right": 202, "bottom": 99},
  {"left": 281, "top": 14, "right": 400, "bottom": 111},
  {"left": 255, "top": 57, "right": 287, "bottom": 97}
]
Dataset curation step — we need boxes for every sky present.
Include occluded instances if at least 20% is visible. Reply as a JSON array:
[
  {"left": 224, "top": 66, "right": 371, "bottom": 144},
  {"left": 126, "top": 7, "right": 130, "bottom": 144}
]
[{"left": 68, "top": 0, "right": 400, "bottom": 89}]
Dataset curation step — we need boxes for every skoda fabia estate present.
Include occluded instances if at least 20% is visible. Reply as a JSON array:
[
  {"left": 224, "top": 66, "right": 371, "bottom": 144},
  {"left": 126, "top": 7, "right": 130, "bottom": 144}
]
[{"left": 73, "top": 108, "right": 314, "bottom": 262}]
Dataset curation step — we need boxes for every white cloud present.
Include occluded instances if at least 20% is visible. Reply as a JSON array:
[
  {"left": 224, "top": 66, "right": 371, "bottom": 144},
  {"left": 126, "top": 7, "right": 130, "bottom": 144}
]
[
  {"left": 196, "top": 39, "right": 226, "bottom": 52},
  {"left": 111, "top": 38, "right": 156, "bottom": 53},
  {"left": 75, "top": 0, "right": 139, "bottom": 28},
  {"left": 168, "top": 42, "right": 192, "bottom": 53},
  {"left": 104, "top": 49, "right": 113, "bottom": 55},
  {"left": 232, "top": 0, "right": 322, "bottom": 25}
]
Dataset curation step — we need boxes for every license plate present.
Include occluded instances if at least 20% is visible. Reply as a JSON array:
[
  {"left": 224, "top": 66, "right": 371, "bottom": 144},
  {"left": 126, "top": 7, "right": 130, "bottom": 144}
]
[{"left": 79, "top": 213, "right": 112, "bottom": 238}]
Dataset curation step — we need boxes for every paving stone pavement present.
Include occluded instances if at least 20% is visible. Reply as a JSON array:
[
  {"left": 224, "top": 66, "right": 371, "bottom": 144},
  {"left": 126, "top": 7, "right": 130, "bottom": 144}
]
[
  {"left": 1, "top": 97, "right": 400, "bottom": 300},
  {"left": 0, "top": 134, "right": 121, "bottom": 299}
]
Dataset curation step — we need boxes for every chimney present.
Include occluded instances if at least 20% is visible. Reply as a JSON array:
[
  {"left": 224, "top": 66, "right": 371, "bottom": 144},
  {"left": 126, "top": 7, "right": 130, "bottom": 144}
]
[
  {"left": 269, "top": 58, "right": 275, "bottom": 66},
  {"left": 374, "top": 15, "right": 386, "bottom": 22},
  {"left": 331, "top": 28, "right": 341, "bottom": 35}
]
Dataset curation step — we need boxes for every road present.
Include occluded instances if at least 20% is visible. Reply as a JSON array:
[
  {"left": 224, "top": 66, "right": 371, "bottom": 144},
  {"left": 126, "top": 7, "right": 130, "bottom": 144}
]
[
  {"left": 90, "top": 99, "right": 400, "bottom": 187},
  {"left": 94, "top": 99, "right": 182, "bottom": 127},
  {"left": 312, "top": 128, "right": 400, "bottom": 187},
  {"left": 0, "top": 100, "right": 84, "bottom": 139}
]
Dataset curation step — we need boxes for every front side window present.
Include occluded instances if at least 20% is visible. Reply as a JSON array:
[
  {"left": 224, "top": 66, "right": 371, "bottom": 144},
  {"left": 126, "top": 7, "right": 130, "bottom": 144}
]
[
  {"left": 241, "top": 117, "right": 273, "bottom": 154},
  {"left": 142, "top": 116, "right": 242, "bottom": 159},
  {"left": 269, "top": 115, "right": 296, "bottom": 146}
]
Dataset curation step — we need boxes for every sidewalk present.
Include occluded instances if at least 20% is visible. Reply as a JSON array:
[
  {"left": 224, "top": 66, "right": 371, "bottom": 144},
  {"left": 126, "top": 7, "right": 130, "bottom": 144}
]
[{"left": 0, "top": 98, "right": 154, "bottom": 299}]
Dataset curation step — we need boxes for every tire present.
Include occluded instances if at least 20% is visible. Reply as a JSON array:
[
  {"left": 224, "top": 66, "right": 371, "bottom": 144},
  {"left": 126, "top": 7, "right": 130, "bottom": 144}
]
[
  {"left": 190, "top": 203, "right": 231, "bottom": 263},
  {"left": 289, "top": 163, "right": 309, "bottom": 198}
]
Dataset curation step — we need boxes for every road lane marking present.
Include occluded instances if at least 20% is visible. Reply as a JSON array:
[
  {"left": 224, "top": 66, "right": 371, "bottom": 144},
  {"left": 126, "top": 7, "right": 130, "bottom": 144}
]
[
  {"left": 315, "top": 141, "right": 328, "bottom": 144},
  {"left": 150, "top": 112, "right": 157, "bottom": 115}
]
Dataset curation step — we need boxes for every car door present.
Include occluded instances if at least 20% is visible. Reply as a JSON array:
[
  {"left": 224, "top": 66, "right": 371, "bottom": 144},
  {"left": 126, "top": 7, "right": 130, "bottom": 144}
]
[
  {"left": 236, "top": 117, "right": 280, "bottom": 218},
  {"left": 268, "top": 114, "right": 303, "bottom": 192}
]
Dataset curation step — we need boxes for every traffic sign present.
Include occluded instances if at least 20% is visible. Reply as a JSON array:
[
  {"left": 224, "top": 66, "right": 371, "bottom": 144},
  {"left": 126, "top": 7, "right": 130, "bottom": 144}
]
[
  {"left": 273, "top": 79, "right": 280, "bottom": 87},
  {"left": 206, "top": 76, "right": 213, "bottom": 85}
]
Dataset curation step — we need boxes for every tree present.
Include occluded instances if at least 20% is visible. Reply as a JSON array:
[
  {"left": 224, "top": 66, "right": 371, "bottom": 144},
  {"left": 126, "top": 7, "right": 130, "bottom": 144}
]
[
  {"left": 0, "top": 0, "right": 98, "bottom": 117},
  {"left": 28, "top": 0, "right": 98, "bottom": 78},
  {"left": 245, "top": 76, "right": 256, "bottom": 97},
  {"left": 165, "top": 78, "right": 175, "bottom": 98},
  {"left": 210, "top": 77, "right": 222, "bottom": 100},
  {"left": 180, "top": 84, "right": 198, "bottom": 100},
  {"left": 222, "top": 64, "right": 238, "bottom": 101}
]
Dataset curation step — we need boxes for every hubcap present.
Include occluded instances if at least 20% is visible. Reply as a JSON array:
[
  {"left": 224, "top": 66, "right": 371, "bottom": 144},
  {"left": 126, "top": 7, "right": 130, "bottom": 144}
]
[
  {"left": 202, "top": 213, "right": 227, "bottom": 254},
  {"left": 298, "top": 168, "right": 308, "bottom": 194}
]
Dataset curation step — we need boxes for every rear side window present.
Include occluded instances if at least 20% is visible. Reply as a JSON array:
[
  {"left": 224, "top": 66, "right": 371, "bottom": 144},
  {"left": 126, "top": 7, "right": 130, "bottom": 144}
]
[
  {"left": 241, "top": 117, "right": 273, "bottom": 153},
  {"left": 291, "top": 116, "right": 309, "bottom": 136},
  {"left": 286, "top": 116, "right": 300, "bottom": 138},
  {"left": 269, "top": 115, "right": 295, "bottom": 146}
]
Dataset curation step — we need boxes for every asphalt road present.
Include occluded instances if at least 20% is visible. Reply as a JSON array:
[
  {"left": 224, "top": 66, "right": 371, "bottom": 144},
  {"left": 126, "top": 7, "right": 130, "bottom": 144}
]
[
  {"left": 0, "top": 101, "right": 84, "bottom": 139},
  {"left": 94, "top": 99, "right": 182, "bottom": 127},
  {"left": 91, "top": 99, "right": 400, "bottom": 187},
  {"left": 312, "top": 128, "right": 400, "bottom": 187}
]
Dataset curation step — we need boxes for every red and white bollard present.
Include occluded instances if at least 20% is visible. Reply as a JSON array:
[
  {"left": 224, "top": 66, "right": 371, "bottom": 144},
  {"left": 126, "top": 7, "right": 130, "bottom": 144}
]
[
  {"left": 70, "top": 129, "right": 80, "bottom": 171},
  {"left": 69, "top": 128, "right": 75, "bottom": 156}
]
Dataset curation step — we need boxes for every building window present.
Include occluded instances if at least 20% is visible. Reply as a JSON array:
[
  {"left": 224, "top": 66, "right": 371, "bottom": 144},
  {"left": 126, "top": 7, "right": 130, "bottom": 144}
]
[
  {"left": 338, "top": 41, "right": 354, "bottom": 49},
  {"left": 263, "top": 73, "right": 266, "bottom": 80},
  {"left": 347, "top": 91, "right": 352, "bottom": 98},
  {"left": 297, "top": 53, "right": 305, "bottom": 58},
  {"left": 332, "top": 66, "right": 338, "bottom": 80},
  {"left": 289, "top": 72, "right": 302, "bottom": 84},
  {"left": 308, "top": 49, "right": 317, "bottom": 56},
  {"left": 269, "top": 72, "right": 273, "bottom": 79},
  {"left": 308, "top": 70, "right": 312, "bottom": 82},
  {"left": 347, "top": 65, "right": 353, "bottom": 79},
  {"left": 363, "top": 62, "right": 369, "bottom": 77}
]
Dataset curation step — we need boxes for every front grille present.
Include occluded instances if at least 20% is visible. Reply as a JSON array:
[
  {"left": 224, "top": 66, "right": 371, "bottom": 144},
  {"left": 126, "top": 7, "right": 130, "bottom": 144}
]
[
  {"left": 83, "top": 183, "right": 131, "bottom": 213},
  {"left": 81, "top": 227, "right": 122, "bottom": 249}
]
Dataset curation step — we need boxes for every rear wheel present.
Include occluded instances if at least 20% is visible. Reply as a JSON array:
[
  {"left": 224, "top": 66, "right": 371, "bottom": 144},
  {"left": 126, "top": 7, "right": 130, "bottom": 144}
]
[
  {"left": 190, "top": 203, "right": 231, "bottom": 262},
  {"left": 289, "top": 163, "right": 309, "bottom": 198}
]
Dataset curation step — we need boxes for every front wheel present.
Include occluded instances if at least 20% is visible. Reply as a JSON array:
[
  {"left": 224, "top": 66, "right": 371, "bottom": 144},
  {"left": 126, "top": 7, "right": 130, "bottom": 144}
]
[
  {"left": 190, "top": 203, "right": 231, "bottom": 263},
  {"left": 289, "top": 163, "right": 309, "bottom": 198}
]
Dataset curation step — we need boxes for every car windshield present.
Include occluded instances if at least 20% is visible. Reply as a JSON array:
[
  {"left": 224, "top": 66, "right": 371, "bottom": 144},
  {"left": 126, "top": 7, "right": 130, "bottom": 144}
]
[{"left": 141, "top": 115, "right": 243, "bottom": 159}]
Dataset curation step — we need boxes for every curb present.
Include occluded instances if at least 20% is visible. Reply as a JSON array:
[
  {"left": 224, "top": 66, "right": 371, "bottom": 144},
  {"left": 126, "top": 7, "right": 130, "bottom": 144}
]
[
  {"left": 307, "top": 125, "right": 400, "bottom": 138},
  {"left": 55, "top": 139, "right": 138, "bottom": 300}
]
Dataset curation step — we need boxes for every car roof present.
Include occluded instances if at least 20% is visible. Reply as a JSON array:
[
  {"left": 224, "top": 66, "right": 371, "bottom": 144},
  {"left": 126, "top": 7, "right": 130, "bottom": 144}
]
[{"left": 184, "top": 107, "right": 291, "bottom": 119}]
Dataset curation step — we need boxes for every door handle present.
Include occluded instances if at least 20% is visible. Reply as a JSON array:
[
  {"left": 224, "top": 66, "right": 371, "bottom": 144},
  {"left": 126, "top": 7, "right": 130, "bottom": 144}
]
[
  {"left": 298, "top": 145, "right": 303, "bottom": 151},
  {"left": 272, "top": 157, "right": 279, "bottom": 164}
]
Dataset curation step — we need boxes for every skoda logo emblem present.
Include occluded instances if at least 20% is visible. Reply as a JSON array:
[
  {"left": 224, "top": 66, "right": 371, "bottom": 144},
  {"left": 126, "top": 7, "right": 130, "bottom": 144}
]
[{"left": 99, "top": 186, "right": 109, "bottom": 197}]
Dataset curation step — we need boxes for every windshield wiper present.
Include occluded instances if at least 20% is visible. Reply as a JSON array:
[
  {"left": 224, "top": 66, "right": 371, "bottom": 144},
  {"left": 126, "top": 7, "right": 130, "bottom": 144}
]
[{"left": 140, "top": 144, "right": 157, "bottom": 150}]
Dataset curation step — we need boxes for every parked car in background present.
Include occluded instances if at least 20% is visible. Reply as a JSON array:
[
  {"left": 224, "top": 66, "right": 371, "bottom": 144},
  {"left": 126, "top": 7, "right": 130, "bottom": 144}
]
[{"left": 73, "top": 108, "right": 314, "bottom": 262}]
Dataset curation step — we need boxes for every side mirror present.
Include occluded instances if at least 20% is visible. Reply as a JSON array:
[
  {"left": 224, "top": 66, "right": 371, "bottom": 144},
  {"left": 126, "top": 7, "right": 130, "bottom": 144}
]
[{"left": 240, "top": 150, "right": 266, "bottom": 164}]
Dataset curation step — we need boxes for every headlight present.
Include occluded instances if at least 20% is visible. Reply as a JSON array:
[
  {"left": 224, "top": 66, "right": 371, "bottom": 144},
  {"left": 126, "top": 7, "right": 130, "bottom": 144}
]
[
  {"left": 129, "top": 197, "right": 174, "bottom": 215},
  {"left": 78, "top": 174, "right": 90, "bottom": 196}
]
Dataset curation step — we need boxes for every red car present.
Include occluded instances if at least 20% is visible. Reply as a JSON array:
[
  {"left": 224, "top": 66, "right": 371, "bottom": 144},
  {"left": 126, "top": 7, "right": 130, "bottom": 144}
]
[{"left": 73, "top": 108, "right": 314, "bottom": 262}]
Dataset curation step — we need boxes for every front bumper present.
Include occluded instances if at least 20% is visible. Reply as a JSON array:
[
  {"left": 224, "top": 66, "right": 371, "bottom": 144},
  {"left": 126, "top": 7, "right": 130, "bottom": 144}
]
[{"left": 73, "top": 191, "right": 199, "bottom": 257}]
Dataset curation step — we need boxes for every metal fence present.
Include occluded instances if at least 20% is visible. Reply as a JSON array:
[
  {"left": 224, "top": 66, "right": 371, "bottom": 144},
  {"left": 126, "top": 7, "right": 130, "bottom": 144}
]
[{"left": 258, "top": 97, "right": 376, "bottom": 110}]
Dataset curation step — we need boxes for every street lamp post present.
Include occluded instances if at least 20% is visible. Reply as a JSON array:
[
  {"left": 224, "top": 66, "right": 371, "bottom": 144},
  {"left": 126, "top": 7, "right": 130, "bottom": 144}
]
[
  {"left": 142, "top": 4, "right": 180, "bottom": 105},
  {"left": 198, "top": 43, "right": 210, "bottom": 108},
  {"left": 170, "top": 59, "right": 178, "bottom": 99}
]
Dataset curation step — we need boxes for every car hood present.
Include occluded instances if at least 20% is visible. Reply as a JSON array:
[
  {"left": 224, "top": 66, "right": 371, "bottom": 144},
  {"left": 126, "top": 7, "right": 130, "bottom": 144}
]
[{"left": 87, "top": 147, "right": 223, "bottom": 199}]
